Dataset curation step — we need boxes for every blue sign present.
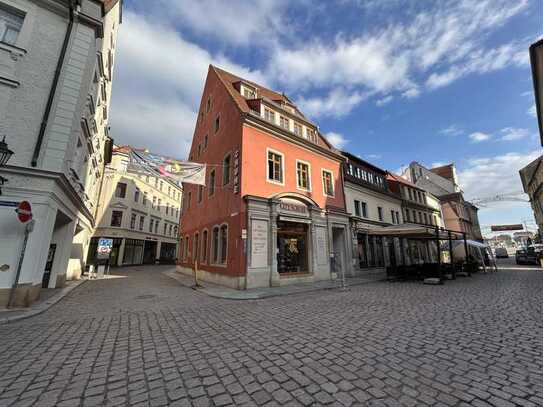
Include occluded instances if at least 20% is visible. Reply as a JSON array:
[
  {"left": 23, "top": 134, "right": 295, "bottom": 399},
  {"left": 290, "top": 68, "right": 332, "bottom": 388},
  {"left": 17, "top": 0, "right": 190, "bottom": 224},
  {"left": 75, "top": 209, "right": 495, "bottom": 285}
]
[{"left": 0, "top": 201, "right": 19, "bottom": 208}]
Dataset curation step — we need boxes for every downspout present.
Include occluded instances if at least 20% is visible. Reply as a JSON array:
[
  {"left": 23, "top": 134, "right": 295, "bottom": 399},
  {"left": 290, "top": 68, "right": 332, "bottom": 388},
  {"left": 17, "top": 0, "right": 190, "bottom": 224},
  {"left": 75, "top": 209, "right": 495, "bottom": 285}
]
[{"left": 31, "top": 1, "right": 76, "bottom": 167}]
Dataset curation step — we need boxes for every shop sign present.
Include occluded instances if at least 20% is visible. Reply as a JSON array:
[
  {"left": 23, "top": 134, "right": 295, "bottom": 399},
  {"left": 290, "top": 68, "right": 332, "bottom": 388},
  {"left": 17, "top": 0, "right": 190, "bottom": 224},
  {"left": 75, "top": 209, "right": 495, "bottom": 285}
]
[
  {"left": 490, "top": 224, "right": 523, "bottom": 232},
  {"left": 251, "top": 220, "right": 268, "bottom": 268},
  {"left": 97, "top": 238, "right": 113, "bottom": 259},
  {"left": 233, "top": 150, "right": 240, "bottom": 194},
  {"left": 279, "top": 198, "right": 308, "bottom": 217}
]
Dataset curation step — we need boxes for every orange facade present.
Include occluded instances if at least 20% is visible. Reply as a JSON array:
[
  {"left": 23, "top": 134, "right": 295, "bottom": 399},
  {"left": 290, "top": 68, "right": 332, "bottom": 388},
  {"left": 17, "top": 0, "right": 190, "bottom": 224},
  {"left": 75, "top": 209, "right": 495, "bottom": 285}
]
[{"left": 178, "top": 66, "right": 347, "bottom": 288}]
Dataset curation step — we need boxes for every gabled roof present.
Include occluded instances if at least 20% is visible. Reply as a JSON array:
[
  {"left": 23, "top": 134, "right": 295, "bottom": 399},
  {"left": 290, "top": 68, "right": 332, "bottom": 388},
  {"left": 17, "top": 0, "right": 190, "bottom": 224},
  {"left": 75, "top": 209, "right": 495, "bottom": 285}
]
[{"left": 210, "top": 65, "right": 334, "bottom": 151}]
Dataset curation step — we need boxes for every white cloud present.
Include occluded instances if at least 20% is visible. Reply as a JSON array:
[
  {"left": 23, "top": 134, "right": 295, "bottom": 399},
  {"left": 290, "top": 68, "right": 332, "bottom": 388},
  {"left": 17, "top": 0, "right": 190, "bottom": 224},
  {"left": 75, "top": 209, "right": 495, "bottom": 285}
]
[
  {"left": 376, "top": 95, "right": 393, "bottom": 106},
  {"left": 367, "top": 154, "right": 382, "bottom": 160},
  {"left": 439, "top": 124, "right": 464, "bottom": 136},
  {"left": 325, "top": 132, "right": 349, "bottom": 149},
  {"left": 268, "top": 0, "right": 529, "bottom": 116},
  {"left": 139, "top": 0, "right": 289, "bottom": 46},
  {"left": 459, "top": 151, "right": 539, "bottom": 201},
  {"left": 499, "top": 127, "right": 531, "bottom": 141},
  {"left": 426, "top": 41, "right": 529, "bottom": 89},
  {"left": 469, "top": 132, "right": 492, "bottom": 142},
  {"left": 297, "top": 88, "right": 366, "bottom": 118},
  {"left": 528, "top": 104, "right": 537, "bottom": 118},
  {"left": 109, "top": 12, "right": 264, "bottom": 157},
  {"left": 431, "top": 162, "right": 447, "bottom": 168}
]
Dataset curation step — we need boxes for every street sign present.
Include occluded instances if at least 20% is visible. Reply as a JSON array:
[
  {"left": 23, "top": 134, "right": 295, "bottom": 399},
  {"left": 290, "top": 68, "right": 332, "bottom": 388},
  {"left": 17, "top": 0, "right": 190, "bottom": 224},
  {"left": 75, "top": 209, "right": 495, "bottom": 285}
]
[
  {"left": 490, "top": 224, "right": 523, "bottom": 232},
  {"left": 97, "top": 238, "right": 113, "bottom": 260},
  {"left": 15, "top": 201, "right": 32, "bottom": 223}
]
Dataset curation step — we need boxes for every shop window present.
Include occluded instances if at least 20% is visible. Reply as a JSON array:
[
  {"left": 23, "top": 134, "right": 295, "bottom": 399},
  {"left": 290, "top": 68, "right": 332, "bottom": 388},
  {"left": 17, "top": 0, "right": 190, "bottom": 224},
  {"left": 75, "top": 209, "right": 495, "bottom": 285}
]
[
  {"left": 201, "top": 230, "right": 208, "bottom": 263},
  {"left": 130, "top": 213, "right": 136, "bottom": 229},
  {"left": 296, "top": 161, "right": 310, "bottom": 190},
  {"left": 115, "top": 182, "right": 127, "bottom": 198},
  {"left": 322, "top": 170, "right": 334, "bottom": 197},
  {"left": 110, "top": 210, "right": 122, "bottom": 227},
  {"left": 223, "top": 154, "right": 231, "bottom": 185},
  {"left": 220, "top": 225, "right": 228, "bottom": 264},
  {"left": 267, "top": 150, "right": 283, "bottom": 184},
  {"left": 354, "top": 200, "right": 361, "bottom": 217},
  {"left": 0, "top": 5, "right": 24, "bottom": 46}
]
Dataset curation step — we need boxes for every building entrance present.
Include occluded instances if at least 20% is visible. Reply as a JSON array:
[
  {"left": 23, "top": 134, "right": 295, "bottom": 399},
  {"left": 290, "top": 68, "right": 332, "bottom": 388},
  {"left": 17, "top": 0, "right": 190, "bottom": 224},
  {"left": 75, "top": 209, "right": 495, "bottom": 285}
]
[{"left": 277, "top": 221, "right": 309, "bottom": 274}]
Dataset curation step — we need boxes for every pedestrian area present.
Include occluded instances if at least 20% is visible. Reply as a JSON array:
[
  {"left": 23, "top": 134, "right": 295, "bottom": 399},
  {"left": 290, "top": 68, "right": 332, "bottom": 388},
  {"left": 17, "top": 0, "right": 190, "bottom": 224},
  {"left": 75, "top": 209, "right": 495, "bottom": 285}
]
[{"left": 1, "top": 265, "right": 543, "bottom": 406}]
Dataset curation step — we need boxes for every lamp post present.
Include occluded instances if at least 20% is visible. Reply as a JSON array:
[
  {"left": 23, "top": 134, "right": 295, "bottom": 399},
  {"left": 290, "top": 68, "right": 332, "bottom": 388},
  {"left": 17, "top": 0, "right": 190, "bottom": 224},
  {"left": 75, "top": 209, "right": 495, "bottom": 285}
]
[{"left": 0, "top": 136, "right": 14, "bottom": 195}]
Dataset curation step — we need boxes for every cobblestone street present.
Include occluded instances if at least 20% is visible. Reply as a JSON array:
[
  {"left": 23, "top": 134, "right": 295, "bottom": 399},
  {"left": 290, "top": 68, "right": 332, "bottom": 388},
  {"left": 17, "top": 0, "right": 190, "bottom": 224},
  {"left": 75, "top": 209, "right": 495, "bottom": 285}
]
[{"left": 1, "top": 264, "right": 543, "bottom": 407}]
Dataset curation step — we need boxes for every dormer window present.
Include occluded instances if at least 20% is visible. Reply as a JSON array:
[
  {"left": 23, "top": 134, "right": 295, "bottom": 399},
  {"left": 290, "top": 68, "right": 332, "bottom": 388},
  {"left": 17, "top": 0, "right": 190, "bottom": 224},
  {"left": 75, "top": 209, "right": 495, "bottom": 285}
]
[
  {"left": 264, "top": 108, "right": 275, "bottom": 123},
  {"left": 243, "top": 87, "right": 256, "bottom": 99},
  {"left": 294, "top": 123, "right": 302, "bottom": 136},
  {"left": 279, "top": 116, "right": 290, "bottom": 130}
]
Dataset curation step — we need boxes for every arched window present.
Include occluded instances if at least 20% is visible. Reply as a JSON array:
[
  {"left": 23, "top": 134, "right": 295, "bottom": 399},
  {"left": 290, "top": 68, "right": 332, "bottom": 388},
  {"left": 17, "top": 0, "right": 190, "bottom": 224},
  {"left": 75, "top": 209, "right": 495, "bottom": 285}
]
[
  {"left": 201, "top": 230, "right": 208, "bottom": 263},
  {"left": 212, "top": 227, "right": 220, "bottom": 264},
  {"left": 220, "top": 224, "right": 228, "bottom": 264},
  {"left": 194, "top": 233, "right": 199, "bottom": 264},
  {"left": 183, "top": 236, "right": 189, "bottom": 261}
]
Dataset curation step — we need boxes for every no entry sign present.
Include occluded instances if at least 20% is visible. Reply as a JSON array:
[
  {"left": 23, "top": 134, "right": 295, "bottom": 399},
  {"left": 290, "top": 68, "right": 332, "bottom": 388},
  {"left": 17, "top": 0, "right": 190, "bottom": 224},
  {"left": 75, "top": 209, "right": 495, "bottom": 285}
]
[{"left": 15, "top": 201, "right": 32, "bottom": 223}]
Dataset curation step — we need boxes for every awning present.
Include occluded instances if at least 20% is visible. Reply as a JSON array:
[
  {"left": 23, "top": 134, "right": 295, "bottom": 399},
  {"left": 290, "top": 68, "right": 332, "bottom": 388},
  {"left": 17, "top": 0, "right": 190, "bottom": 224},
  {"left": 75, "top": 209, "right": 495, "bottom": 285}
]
[{"left": 368, "top": 223, "right": 465, "bottom": 240}]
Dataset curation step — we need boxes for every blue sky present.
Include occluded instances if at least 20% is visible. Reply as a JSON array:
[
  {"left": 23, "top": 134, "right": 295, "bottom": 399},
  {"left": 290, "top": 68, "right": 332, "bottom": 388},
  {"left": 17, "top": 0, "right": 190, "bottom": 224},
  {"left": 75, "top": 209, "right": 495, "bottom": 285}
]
[{"left": 110, "top": 0, "right": 543, "bottom": 234}]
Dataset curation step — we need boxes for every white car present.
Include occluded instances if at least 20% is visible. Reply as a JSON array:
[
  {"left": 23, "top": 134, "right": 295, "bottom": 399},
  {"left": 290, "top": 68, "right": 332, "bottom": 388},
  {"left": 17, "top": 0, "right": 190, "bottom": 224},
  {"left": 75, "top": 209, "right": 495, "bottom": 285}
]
[{"left": 494, "top": 247, "right": 508, "bottom": 258}]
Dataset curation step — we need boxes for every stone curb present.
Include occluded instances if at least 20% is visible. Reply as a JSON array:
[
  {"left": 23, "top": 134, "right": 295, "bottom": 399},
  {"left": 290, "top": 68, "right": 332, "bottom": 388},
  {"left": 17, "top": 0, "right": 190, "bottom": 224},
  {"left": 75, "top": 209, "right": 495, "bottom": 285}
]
[
  {"left": 163, "top": 270, "right": 385, "bottom": 301},
  {"left": 0, "top": 279, "right": 87, "bottom": 324}
]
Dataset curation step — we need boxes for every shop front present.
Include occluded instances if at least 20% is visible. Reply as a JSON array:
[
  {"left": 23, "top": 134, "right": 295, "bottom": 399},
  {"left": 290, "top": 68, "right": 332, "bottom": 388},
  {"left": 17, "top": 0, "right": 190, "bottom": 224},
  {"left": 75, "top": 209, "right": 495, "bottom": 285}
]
[{"left": 245, "top": 194, "right": 351, "bottom": 289}]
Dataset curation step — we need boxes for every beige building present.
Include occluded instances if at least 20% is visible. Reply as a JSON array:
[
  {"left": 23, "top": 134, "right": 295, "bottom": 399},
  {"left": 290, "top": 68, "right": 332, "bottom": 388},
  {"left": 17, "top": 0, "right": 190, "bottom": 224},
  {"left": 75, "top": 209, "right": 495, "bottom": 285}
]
[
  {"left": 89, "top": 146, "right": 182, "bottom": 267},
  {"left": 0, "top": 0, "right": 121, "bottom": 307}
]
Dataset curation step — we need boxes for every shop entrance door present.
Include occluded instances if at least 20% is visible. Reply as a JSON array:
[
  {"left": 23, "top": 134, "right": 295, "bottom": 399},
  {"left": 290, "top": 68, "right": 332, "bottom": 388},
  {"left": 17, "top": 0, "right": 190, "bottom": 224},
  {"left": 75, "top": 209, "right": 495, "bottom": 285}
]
[
  {"left": 143, "top": 241, "right": 157, "bottom": 264},
  {"left": 277, "top": 221, "right": 309, "bottom": 274}
]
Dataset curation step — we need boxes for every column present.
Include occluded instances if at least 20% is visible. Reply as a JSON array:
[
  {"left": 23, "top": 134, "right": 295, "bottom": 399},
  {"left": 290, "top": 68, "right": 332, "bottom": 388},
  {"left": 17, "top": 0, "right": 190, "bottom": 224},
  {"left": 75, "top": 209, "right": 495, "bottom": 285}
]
[{"left": 269, "top": 199, "right": 280, "bottom": 286}]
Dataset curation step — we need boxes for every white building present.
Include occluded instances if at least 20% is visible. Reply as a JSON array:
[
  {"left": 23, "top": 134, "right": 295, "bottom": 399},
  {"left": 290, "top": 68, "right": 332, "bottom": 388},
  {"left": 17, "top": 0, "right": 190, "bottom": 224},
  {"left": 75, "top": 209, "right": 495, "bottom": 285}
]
[
  {"left": 0, "top": 0, "right": 121, "bottom": 307},
  {"left": 89, "top": 146, "right": 182, "bottom": 267},
  {"left": 341, "top": 152, "right": 403, "bottom": 274}
]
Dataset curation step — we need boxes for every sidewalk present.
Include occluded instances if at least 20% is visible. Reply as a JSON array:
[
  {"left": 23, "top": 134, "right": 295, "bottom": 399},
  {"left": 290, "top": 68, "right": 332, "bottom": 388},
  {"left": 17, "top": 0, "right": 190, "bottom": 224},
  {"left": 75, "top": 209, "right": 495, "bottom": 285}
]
[
  {"left": 163, "top": 268, "right": 386, "bottom": 300},
  {"left": 0, "top": 278, "right": 87, "bottom": 324}
]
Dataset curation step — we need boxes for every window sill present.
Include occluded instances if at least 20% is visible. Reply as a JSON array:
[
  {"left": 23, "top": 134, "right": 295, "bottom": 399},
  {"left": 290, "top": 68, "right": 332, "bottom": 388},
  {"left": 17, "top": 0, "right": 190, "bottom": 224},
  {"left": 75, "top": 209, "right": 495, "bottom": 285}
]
[{"left": 0, "top": 41, "right": 27, "bottom": 56}]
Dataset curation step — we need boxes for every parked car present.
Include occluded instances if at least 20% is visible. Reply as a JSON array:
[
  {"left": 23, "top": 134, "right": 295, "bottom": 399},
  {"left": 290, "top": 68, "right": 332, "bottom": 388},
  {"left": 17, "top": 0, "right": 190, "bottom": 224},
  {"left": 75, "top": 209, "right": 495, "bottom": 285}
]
[
  {"left": 494, "top": 247, "right": 509, "bottom": 258},
  {"left": 528, "top": 244, "right": 543, "bottom": 254},
  {"left": 515, "top": 248, "right": 539, "bottom": 265}
]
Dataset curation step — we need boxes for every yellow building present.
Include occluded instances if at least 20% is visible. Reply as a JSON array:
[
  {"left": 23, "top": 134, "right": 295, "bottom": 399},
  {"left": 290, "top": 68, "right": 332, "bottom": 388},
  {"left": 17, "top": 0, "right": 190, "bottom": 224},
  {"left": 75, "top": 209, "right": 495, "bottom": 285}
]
[{"left": 89, "top": 146, "right": 183, "bottom": 266}]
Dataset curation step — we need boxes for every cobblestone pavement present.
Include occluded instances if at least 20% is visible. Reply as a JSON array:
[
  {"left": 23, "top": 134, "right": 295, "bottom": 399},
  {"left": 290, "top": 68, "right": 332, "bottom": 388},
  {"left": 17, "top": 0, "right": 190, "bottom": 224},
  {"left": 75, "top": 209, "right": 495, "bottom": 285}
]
[{"left": 1, "top": 264, "right": 543, "bottom": 407}]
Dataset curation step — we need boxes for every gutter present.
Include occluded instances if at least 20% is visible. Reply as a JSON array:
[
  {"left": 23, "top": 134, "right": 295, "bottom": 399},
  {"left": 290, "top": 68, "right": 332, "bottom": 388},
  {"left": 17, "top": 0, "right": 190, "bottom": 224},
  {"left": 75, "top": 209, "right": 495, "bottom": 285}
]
[{"left": 31, "top": 1, "right": 76, "bottom": 167}]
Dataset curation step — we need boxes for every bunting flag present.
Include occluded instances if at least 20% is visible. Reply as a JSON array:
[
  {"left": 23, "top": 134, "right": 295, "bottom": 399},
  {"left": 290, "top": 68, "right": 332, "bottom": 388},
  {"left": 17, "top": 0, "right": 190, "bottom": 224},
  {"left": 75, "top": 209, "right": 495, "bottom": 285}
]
[{"left": 129, "top": 149, "right": 207, "bottom": 186}]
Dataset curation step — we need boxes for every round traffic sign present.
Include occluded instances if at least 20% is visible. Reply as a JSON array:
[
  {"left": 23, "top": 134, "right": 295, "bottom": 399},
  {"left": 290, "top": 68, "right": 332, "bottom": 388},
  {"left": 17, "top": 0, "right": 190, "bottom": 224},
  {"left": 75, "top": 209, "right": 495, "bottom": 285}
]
[{"left": 16, "top": 201, "right": 32, "bottom": 223}]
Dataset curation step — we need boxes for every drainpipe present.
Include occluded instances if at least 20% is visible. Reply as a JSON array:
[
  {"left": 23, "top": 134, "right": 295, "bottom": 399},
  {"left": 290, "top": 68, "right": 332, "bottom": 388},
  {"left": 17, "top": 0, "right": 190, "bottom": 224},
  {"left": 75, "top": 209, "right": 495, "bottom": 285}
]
[{"left": 31, "top": 1, "right": 76, "bottom": 167}]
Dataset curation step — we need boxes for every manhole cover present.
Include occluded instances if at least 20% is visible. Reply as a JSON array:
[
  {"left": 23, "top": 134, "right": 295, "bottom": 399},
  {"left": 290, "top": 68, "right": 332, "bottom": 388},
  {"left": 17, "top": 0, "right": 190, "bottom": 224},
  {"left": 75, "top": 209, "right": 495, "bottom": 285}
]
[{"left": 135, "top": 294, "right": 157, "bottom": 300}]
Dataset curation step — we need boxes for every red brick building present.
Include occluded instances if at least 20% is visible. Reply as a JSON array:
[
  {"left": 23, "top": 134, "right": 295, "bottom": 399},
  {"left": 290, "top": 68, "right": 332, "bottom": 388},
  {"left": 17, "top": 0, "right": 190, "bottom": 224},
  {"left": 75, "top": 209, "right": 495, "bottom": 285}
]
[{"left": 178, "top": 66, "right": 350, "bottom": 289}]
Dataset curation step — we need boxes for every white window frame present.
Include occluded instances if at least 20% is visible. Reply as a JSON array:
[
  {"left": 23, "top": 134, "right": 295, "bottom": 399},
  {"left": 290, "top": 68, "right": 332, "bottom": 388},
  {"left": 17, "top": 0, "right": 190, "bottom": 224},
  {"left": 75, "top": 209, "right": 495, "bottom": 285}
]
[
  {"left": 321, "top": 168, "right": 335, "bottom": 197},
  {"left": 266, "top": 148, "right": 285, "bottom": 186},
  {"left": 295, "top": 159, "right": 312, "bottom": 192}
]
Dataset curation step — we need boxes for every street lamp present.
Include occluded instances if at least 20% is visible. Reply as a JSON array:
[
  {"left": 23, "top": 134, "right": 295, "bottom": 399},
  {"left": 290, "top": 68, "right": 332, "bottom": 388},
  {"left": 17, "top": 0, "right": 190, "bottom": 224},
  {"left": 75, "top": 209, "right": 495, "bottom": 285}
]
[{"left": 0, "top": 135, "right": 14, "bottom": 195}]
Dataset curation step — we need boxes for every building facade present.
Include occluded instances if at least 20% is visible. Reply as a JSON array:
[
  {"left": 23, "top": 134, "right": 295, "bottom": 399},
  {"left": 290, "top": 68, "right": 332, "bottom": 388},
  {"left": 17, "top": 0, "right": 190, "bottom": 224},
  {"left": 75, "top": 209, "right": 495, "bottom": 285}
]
[
  {"left": 0, "top": 0, "right": 121, "bottom": 307},
  {"left": 342, "top": 152, "right": 403, "bottom": 274},
  {"left": 402, "top": 162, "right": 482, "bottom": 240},
  {"left": 178, "top": 66, "right": 350, "bottom": 289},
  {"left": 89, "top": 146, "right": 182, "bottom": 267},
  {"left": 387, "top": 173, "right": 444, "bottom": 228},
  {"left": 520, "top": 155, "right": 543, "bottom": 240}
]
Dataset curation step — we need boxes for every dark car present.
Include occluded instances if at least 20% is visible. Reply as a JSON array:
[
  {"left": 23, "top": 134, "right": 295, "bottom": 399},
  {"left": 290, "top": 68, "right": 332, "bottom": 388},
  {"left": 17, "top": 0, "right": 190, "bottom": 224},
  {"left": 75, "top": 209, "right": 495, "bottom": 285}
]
[
  {"left": 515, "top": 248, "right": 539, "bottom": 265},
  {"left": 494, "top": 247, "right": 509, "bottom": 258}
]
